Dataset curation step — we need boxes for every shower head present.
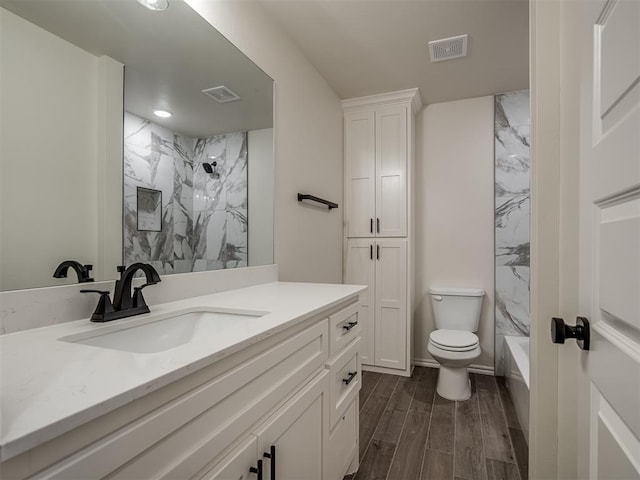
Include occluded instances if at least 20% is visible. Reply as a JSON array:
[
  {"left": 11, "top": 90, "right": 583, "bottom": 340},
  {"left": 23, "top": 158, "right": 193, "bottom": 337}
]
[
  {"left": 202, "top": 161, "right": 220, "bottom": 179},
  {"left": 203, "top": 162, "right": 214, "bottom": 174}
]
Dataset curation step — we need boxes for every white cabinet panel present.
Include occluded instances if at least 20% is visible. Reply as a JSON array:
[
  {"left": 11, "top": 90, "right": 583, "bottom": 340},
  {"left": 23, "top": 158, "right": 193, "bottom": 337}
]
[
  {"left": 345, "top": 239, "right": 375, "bottom": 365},
  {"left": 375, "top": 240, "right": 407, "bottom": 369},
  {"left": 345, "top": 110, "right": 375, "bottom": 238},
  {"left": 199, "top": 436, "right": 258, "bottom": 480},
  {"left": 253, "top": 371, "right": 329, "bottom": 480},
  {"left": 375, "top": 105, "right": 407, "bottom": 237}
]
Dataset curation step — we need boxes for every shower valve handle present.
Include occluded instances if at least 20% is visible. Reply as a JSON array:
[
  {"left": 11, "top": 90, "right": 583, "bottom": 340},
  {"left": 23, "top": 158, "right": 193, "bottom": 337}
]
[{"left": 551, "top": 316, "right": 590, "bottom": 351}]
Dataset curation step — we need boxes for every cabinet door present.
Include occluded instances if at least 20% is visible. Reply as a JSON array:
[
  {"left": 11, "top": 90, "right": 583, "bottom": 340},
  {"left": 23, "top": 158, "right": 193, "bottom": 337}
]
[
  {"left": 345, "top": 239, "right": 375, "bottom": 365},
  {"left": 253, "top": 371, "right": 329, "bottom": 480},
  {"left": 374, "top": 239, "right": 407, "bottom": 369},
  {"left": 199, "top": 436, "right": 258, "bottom": 480},
  {"left": 345, "top": 110, "right": 375, "bottom": 238},
  {"left": 375, "top": 105, "right": 407, "bottom": 237}
]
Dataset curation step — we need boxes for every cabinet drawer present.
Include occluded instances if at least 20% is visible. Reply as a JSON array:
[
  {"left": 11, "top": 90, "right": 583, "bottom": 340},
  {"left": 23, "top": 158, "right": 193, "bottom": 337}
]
[
  {"left": 35, "top": 321, "right": 328, "bottom": 480},
  {"left": 324, "top": 400, "right": 357, "bottom": 480},
  {"left": 329, "top": 302, "right": 360, "bottom": 357},
  {"left": 326, "top": 337, "right": 361, "bottom": 428}
]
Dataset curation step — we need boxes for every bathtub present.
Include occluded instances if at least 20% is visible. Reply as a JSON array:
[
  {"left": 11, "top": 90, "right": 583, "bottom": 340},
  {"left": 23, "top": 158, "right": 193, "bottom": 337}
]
[{"left": 504, "top": 335, "right": 529, "bottom": 443}]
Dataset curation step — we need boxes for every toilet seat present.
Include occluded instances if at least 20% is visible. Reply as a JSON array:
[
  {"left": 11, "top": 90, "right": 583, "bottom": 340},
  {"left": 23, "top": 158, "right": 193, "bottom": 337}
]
[{"left": 429, "top": 330, "right": 479, "bottom": 352}]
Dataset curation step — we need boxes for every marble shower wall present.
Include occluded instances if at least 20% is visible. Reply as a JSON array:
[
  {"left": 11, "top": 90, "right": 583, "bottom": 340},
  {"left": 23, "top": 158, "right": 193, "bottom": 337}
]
[
  {"left": 494, "top": 91, "right": 530, "bottom": 375},
  {"left": 123, "top": 112, "right": 247, "bottom": 275}
]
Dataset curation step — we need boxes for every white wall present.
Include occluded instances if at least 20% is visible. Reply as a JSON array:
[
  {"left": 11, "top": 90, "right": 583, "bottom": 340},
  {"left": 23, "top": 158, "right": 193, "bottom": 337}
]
[
  {"left": 187, "top": 0, "right": 344, "bottom": 283},
  {"left": 0, "top": 9, "right": 122, "bottom": 291},
  {"left": 248, "top": 128, "right": 274, "bottom": 267},
  {"left": 414, "top": 96, "right": 496, "bottom": 369}
]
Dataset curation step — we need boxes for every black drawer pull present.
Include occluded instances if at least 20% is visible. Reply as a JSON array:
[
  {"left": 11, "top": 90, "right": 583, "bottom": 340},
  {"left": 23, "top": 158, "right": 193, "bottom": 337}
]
[
  {"left": 342, "top": 321, "right": 358, "bottom": 332},
  {"left": 342, "top": 371, "right": 358, "bottom": 385},
  {"left": 370, "top": 244, "right": 373, "bottom": 260},
  {"left": 376, "top": 217, "right": 380, "bottom": 233},
  {"left": 250, "top": 460, "right": 263, "bottom": 480},
  {"left": 370, "top": 218, "right": 373, "bottom": 234},
  {"left": 263, "top": 445, "right": 276, "bottom": 480}
]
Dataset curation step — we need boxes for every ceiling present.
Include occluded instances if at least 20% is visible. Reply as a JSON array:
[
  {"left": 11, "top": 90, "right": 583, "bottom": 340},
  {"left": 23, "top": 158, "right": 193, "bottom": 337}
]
[
  {"left": 1, "top": 0, "right": 273, "bottom": 138},
  {"left": 257, "top": 0, "right": 529, "bottom": 105}
]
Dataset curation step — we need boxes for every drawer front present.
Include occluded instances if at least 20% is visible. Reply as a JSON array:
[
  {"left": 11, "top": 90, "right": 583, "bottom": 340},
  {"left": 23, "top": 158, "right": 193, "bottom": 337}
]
[
  {"left": 329, "top": 302, "right": 360, "bottom": 357},
  {"left": 326, "top": 337, "right": 361, "bottom": 428},
  {"left": 324, "top": 400, "right": 357, "bottom": 480},
  {"left": 35, "top": 321, "right": 328, "bottom": 480}
]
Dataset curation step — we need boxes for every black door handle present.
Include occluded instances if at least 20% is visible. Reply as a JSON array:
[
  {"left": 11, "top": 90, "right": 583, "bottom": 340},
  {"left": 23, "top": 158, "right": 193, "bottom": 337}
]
[
  {"left": 370, "top": 244, "right": 373, "bottom": 260},
  {"left": 263, "top": 446, "right": 276, "bottom": 480},
  {"left": 551, "top": 316, "right": 590, "bottom": 350},
  {"left": 250, "top": 459, "right": 263, "bottom": 480},
  {"left": 376, "top": 244, "right": 380, "bottom": 260},
  {"left": 376, "top": 217, "right": 380, "bottom": 233},
  {"left": 370, "top": 218, "right": 373, "bottom": 234}
]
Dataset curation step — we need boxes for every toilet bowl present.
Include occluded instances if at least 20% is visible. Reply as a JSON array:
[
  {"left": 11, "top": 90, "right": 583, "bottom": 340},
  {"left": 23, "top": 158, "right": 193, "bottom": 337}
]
[
  {"left": 428, "top": 329, "right": 480, "bottom": 400},
  {"left": 428, "top": 288, "right": 484, "bottom": 401}
]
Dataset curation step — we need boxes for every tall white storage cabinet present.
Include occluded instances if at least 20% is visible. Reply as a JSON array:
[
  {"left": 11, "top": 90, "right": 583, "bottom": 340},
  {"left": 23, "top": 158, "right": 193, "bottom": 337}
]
[{"left": 343, "top": 89, "right": 421, "bottom": 377}]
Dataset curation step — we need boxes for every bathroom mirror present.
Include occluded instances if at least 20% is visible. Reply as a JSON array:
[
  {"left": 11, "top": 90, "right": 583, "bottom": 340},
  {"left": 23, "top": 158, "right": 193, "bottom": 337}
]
[{"left": 0, "top": 0, "right": 274, "bottom": 291}]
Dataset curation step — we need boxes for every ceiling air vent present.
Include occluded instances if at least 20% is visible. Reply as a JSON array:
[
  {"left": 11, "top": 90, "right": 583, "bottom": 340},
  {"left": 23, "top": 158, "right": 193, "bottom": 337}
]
[
  {"left": 428, "top": 34, "right": 468, "bottom": 62},
  {"left": 201, "top": 86, "right": 241, "bottom": 103}
]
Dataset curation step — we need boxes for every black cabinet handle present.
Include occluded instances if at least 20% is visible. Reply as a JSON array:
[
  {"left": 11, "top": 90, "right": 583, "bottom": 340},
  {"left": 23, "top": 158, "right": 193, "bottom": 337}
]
[
  {"left": 263, "top": 445, "right": 276, "bottom": 480},
  {"left": 370, "top": 218, "right": 373, "bottom": 234},
  {"left": 370, "top": 244, "right": 373, "bottom": 260},
  {"left": 376, "top": 217, "right": 380, "bottom": 233},
  {"left": 342, "top": 321, "right": 358, "bottom": 332},
  {"left": 250, "top": 459, "right": 263, "bottom": 480},
  {"left": 342, "top": 371, "right": 358, "bottom": 385},
  {"left": 376, "top": 244, "right": 380, "bottom": 260}
]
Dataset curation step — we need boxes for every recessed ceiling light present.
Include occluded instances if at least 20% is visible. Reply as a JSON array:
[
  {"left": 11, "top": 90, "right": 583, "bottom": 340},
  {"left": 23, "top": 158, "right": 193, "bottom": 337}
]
[
  {"left": 153, "top": 109, "right": 173, "bottom": 118},
  {"left": 136, "top": 0, "right": 169, "bottom": 12}
]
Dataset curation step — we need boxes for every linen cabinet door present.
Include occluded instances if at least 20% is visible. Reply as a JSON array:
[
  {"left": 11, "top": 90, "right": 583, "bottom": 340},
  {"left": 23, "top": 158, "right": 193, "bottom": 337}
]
[
  {"left": 374, "top": 239, "right": 407, "bottom": 370},
  {"left": 344, "top": 109, "right": 375, "bottom": 238},
  {"left": 345, "top": 238, "right": 375, "bottom": 366},
  {"left": 253, "top": 371, "right": 329, "bottom": 480},
  {"left": 375, "top": 105, "right": 407, "bottom": 237}
]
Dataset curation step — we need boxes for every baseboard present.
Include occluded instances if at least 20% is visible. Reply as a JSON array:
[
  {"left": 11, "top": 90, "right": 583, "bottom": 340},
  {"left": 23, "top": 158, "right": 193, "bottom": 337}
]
[
  {"left": 361, "top": 364, "right": 412, "bottom": 377},
  {"left": 412, "top": 357, "right": 495, "bottom": 376}
]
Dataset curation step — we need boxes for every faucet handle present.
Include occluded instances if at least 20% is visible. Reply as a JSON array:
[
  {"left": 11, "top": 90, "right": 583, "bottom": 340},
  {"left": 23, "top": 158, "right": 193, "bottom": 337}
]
[
  {"left": 132, "top": 284, "right": 154, "bottom": 309},
  {"left": 80, "top": 290, "right": 115, "bottom": 322}
]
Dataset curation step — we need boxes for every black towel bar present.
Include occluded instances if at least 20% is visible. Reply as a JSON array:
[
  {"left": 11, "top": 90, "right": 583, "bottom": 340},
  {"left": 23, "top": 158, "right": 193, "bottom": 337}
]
[{"left": 297, "top": 193, "right": 339, "bottom": 210}]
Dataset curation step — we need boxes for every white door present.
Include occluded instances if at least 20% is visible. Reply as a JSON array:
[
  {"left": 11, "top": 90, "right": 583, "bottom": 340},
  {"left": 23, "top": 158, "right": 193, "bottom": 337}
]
[
  {"left": 345, "top": 110, "right": 375, "bottom": 238},
  {"left": 253, "top": 371, "right": 328, "bottom": 480},
  {"left": 345, "top": 238, "right": 375, "bottom": 365},
  {"left": 374, "top": 239, "right": 407, "bottom": 370},
  {"left": 375, "top": 105, "right": 407, "bottom": 237},
  {"left": 577, "top": 0, "right": 640, "bottom": 477}
]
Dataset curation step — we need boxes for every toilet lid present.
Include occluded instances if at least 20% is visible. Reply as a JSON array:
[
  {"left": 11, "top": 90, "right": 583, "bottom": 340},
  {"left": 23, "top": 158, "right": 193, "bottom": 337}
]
[{"left": 429, "top": 330, "right": 479, "bottom": 351}]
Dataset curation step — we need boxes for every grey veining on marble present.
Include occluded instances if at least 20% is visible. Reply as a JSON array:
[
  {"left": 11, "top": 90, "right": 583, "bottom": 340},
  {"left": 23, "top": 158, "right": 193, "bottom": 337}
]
[
  {"left": 496, "top": 195, "right": 530, "bottom": 266},
  {"left": 494, "top": 91, "right": 530, "bottom": 375},
  {"left": 123, "top": 112, "right": 247, "bottom": 275}
]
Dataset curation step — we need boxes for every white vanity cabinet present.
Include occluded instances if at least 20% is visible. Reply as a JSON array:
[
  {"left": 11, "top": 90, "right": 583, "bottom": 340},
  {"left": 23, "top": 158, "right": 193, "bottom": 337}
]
[
  {"left": 343, "top": 89, "right": 420, "bottom": 378},
  {"left": 0, "top": 298, "right": 362, "bottom": 480}
]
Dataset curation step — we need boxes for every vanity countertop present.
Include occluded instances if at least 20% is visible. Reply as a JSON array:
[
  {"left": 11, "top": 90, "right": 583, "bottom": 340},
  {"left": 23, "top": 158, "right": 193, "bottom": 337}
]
[{"left": 0, "top": 281, "right": 365, "bottom": 462}]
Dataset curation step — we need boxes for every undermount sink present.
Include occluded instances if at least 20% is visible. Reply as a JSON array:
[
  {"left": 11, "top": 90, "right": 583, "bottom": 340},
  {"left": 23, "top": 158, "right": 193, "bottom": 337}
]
[{"left": 59, "top": 307, "right": 268, "bottom": 354}]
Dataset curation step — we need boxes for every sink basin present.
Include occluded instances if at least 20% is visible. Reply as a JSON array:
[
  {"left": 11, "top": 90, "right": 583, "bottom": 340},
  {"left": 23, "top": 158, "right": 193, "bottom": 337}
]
[{"left": 60, "top": 307, "right": 267, "bottom": 354}]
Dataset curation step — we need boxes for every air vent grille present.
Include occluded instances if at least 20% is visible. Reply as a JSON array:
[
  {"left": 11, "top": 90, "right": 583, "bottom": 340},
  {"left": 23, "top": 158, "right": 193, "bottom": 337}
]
[
  {"left": 201, "top": 86, "right": 241, "bottom": 103},
  {"left": 428, "top": 34, "right": 468, "bottom": 62}
]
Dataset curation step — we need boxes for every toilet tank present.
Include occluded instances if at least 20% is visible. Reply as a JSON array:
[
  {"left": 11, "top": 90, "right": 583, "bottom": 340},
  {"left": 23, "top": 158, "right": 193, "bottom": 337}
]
[{"left": 429, "top": 288, "right": 485, "bottom": 331}]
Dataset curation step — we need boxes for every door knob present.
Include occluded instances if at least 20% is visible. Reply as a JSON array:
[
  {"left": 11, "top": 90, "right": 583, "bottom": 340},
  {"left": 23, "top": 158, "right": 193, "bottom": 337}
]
[{"left": 551, "top": 316, "right": 590, "bottom": 350}]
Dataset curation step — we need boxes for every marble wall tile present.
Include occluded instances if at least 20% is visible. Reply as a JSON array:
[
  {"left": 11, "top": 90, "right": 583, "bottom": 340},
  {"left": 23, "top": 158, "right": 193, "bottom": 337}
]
[
  {"left": 123, "top": 112, "right": 247, "bottom": 275},
  {"left": 495, "top": 91, "right": 530, "bottom": 128},
  {"left": 495, "top": 125, "right": 530, "bottom": 196},
  {"left": 496, "top": 195, "right": 530, "bottom": 266},
  {"left": 496, "top": 266, "right": 530, "bottom": 337}
]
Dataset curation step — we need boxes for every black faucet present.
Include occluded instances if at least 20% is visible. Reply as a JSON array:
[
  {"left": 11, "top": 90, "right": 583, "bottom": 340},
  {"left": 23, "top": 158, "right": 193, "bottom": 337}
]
[
  {"left": 53, "top": 260, "right": 94, "bottom": 283},
  {"left": 81, "top": 263, "right": 161, "bottom": 322}
]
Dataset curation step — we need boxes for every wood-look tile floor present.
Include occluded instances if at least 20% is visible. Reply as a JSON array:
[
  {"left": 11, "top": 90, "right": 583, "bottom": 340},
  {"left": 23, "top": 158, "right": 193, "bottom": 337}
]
[{"left": 345, "top": 367, "right": 528, "bottom": 480}]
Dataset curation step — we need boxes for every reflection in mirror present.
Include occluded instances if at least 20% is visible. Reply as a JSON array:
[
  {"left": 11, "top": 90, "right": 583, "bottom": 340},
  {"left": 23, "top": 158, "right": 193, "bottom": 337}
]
[{"left": 0, "top": 0, "right": 274, "bottom": 291}]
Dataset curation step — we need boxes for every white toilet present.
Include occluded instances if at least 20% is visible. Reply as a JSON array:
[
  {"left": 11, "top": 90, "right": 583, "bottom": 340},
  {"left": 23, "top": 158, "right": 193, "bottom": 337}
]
[{"left": 427, "top": 287, "right": 485, "bottom": 401}]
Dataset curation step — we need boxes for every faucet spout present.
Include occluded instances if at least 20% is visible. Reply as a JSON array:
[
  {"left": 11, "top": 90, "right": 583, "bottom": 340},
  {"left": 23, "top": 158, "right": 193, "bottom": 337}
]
[
  {"left": 53, "top": 260, "right": 94, "bottom": 283},
  {"left": 112, "top": 263, "right": 161, "bottom": 312}
]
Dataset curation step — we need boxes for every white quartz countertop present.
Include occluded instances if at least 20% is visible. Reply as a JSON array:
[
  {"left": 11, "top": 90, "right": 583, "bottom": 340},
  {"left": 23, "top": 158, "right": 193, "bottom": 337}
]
[{"left": 0, "top": 281, "right": 365, "bottom": 461}]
